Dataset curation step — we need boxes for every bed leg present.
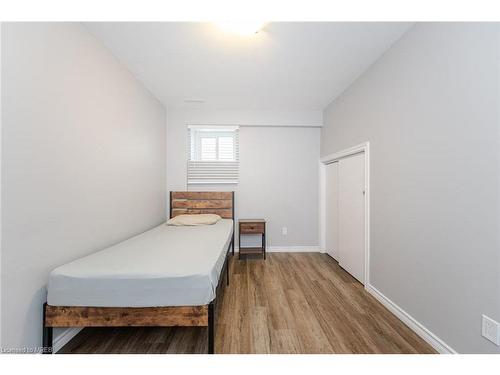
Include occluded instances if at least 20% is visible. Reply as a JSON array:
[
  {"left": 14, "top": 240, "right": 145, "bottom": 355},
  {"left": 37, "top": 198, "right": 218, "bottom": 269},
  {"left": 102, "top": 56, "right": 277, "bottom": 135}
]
[
  {"left": 42, "top": 326, "right": 53, "bottom": 354},
  {"left": 231, "top": 234, "right": 235, "bottom": 256},
  {"left": 42, "top": 303, "right": 53, "bottom": 354},
  {"left": 208, "top": 301, "right": 215, "bottom": 354}
]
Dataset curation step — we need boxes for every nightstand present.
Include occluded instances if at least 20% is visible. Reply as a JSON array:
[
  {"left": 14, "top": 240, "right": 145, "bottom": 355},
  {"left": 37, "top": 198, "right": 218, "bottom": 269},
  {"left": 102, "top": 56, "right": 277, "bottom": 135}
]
[{"left": 238, "top": 219, "right": 266, "bottom": 260}]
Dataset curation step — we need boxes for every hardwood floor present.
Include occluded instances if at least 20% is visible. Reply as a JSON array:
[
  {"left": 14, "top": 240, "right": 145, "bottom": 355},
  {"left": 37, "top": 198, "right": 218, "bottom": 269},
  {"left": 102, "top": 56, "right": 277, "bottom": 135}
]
[{"left": 59, "top": 253, "right": 436, "bottom": 354}]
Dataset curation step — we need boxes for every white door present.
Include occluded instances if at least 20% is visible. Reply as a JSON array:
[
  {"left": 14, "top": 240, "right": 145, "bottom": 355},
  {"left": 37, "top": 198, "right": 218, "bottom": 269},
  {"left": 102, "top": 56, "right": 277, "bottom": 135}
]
[
  {"left": 338, "top": 152, "right": 365, "bottom": 284},
  {"left": 325, "top": 162, "right": 339, "bottom": 260}
]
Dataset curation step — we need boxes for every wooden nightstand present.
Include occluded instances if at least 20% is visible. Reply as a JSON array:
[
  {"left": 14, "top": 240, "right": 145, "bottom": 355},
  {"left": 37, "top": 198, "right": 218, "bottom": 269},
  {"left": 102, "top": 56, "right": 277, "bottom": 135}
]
[{"left": 238, "top": 219, "right": 266, "bottom": 260}]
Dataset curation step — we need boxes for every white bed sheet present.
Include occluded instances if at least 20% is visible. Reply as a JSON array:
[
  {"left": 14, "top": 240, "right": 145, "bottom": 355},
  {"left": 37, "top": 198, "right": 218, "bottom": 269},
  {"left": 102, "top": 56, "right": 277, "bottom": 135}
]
[{"left": 47, "top": 219, "right": 233, "bottom": 307}]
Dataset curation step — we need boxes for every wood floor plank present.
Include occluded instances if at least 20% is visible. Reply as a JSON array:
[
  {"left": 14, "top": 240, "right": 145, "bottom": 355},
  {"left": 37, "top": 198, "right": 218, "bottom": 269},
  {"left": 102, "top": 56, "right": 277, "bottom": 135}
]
[
  {"left": 249, "top": 306, "right": 271, "bottom": 354},
  {"left": 59, "top": 253, "right": 436, "bottom": 354},
  {"left": 284, "top": 288, "right": 334, "bottom": 353},
  {"left": 269, "top": 329, "right": 302, "bottom": 354}
]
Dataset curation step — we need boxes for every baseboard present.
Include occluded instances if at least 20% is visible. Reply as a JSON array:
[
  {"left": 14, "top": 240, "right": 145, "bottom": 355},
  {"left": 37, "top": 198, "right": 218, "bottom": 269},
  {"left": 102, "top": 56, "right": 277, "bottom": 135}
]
[
  {"left": 235, "top": 246, "right": 320, "bottom": 253},
  {"left": 53, "top": 327, "right": 82, "bottom": 353},
  {"left": 365, "top": 284, "right": 457, "bottom": 354}
]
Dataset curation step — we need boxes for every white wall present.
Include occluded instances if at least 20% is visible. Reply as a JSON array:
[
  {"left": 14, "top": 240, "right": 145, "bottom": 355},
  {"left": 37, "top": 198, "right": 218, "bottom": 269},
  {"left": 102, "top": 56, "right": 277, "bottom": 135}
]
[
  {"left": 167, "top": 108, "right": 321, "bottom": 249},
  {"left": 0, "top": 22, "right": 3, "bottom": 349},
  {"left": 1, "top": 23, "right": 167, "bottom": 350},
  {"left": 321, "top": 23, "right": 500, "bottom": 353}
]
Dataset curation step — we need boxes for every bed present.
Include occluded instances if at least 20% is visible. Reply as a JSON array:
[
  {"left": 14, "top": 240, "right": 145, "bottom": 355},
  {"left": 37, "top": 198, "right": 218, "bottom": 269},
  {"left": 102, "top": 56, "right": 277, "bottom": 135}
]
[{"left": 42, "top": 191, "right": 235, "bottom": 354}]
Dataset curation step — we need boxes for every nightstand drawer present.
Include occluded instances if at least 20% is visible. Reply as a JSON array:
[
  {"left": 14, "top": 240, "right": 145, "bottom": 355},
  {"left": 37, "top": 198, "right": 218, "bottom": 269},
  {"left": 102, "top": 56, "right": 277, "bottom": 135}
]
[{"left": 240, "top": 222, "right": 265, "bottom": 234}]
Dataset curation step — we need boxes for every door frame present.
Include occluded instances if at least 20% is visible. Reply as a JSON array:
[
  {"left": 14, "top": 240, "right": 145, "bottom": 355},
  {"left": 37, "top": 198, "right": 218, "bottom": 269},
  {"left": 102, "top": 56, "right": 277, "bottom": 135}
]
[{"left": 319, "top": 142, "right": 370, "bottom": 286}]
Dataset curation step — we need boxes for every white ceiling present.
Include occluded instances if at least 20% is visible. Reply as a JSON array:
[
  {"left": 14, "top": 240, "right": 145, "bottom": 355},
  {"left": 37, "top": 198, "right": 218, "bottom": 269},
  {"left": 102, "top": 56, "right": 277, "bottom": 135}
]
[{"left": 85, "top": 22, "right": 412, "bottom": 110}]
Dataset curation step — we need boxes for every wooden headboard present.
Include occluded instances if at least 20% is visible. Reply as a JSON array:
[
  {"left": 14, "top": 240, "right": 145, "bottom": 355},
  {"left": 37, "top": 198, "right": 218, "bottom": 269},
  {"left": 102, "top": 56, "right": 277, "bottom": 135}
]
[{"left": 169, "top": 192, "right": 235, "bottom": 219}]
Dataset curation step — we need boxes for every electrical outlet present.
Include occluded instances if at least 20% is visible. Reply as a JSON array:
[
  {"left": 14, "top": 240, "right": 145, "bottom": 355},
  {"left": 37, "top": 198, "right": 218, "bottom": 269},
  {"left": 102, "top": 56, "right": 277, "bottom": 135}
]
[
  {"left": 282, "top": 227, "right": 287, "bottom": 235},
  {"left": 482, "top": 315, "right": 500, "bottom": 346}
]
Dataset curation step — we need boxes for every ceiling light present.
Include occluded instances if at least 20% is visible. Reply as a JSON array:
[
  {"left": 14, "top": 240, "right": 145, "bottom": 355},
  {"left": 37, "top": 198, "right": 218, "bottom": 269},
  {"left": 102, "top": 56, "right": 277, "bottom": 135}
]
[
  {"left": 184, "top": 99, "right": 205, "bottom": 104},
  {"left": 214, "top": 21, "right": 266, "bottom": 36}
]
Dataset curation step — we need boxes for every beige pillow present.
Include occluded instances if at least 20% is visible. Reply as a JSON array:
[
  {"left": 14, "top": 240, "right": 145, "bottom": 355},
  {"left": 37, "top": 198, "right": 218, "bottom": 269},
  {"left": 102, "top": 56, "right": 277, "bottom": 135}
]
[{"left": 166, "top": 214, "right": 222, "bottom": 226}]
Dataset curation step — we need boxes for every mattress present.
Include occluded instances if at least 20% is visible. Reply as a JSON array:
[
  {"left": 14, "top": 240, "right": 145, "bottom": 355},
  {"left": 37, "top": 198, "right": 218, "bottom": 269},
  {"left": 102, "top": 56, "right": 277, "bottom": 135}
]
[{"left": 47, "top": 219, "right": 233, "bottom": 307}]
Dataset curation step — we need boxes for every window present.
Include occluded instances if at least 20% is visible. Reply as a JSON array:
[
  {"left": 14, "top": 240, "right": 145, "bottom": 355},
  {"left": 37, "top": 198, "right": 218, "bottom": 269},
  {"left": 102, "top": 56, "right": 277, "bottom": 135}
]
[{"left": 187, "top": 126, "right": 239, "bottom": 184}]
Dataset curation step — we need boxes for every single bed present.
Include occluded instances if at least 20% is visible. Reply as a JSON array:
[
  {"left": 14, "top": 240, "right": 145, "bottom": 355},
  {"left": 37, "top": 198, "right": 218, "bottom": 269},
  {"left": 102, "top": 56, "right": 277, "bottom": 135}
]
[{"left": 42, "top": 191, "right": 235, "bottom": 354}]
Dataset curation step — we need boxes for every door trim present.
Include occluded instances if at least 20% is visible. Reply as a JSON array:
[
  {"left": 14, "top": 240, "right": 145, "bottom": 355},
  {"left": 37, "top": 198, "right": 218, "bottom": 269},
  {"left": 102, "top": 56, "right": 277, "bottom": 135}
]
[{"left": 319, "top": 142, "right": 370, "bottom": 286}]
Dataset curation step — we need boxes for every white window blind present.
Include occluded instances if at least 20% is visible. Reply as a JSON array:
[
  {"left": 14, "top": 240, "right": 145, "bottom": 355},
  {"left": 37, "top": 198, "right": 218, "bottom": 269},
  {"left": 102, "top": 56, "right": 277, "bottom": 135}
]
[{"left": 187, "top": 126, "right": 239, "bottom": 184}]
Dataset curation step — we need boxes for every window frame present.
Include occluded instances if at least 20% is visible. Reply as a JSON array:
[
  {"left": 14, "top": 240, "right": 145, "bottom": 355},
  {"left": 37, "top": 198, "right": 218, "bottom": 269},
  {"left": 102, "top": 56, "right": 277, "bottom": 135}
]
[
  {"left": 191, "top": 129, "right": 237, "bottom": 162},
  {"left": 187, "top": 125, "right": 239, "bottom": 185}
]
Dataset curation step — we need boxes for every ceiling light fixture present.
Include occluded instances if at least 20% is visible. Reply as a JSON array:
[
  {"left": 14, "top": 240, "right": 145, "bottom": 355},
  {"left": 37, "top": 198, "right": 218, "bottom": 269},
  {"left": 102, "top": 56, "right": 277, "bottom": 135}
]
[
  {"left": 214, "top": 21, "right": 266, "bottom": 36},
  {"left": 184, "top": 99, "right": 205, "bottom": 105}
]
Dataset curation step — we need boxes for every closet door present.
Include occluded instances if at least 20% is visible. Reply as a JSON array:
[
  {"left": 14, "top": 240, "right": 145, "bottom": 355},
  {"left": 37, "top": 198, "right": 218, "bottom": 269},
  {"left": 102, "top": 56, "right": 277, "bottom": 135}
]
[
  {"left": 338, "top": 153, "right": 365, "bottom": 284},
  {"left": 325, "top": 162, "right": 339, "bottom": 260}
]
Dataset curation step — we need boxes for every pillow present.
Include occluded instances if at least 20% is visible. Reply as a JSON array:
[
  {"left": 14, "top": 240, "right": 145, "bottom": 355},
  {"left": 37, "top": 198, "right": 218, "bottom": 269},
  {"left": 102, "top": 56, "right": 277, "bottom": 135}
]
[{"left": 166, "top": 214, "right": 222, "bottom": 226}]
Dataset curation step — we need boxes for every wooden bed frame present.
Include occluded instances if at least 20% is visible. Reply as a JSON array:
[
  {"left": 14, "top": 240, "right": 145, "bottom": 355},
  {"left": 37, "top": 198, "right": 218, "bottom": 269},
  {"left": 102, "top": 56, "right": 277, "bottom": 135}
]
[{"left": 42, "top": 191, "right": 235, "bottom": 354}]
